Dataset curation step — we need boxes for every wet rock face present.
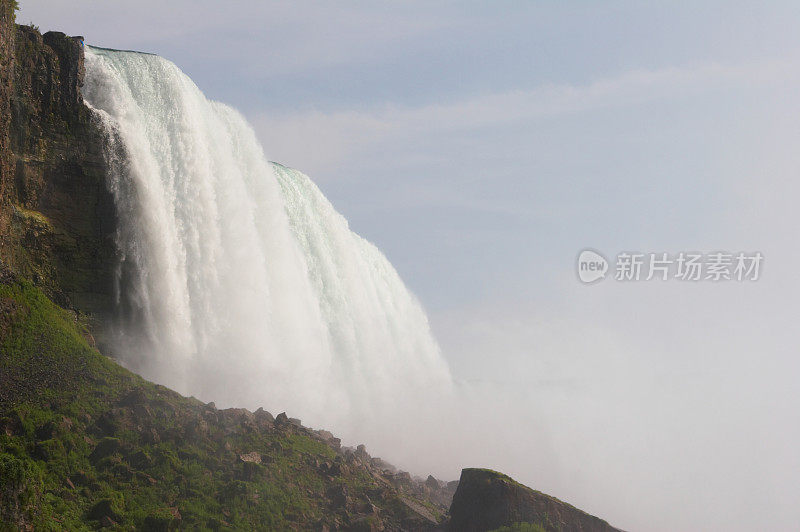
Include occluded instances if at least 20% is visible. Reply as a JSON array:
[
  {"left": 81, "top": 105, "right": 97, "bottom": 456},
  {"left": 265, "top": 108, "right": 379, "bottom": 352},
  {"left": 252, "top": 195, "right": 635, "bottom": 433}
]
[
  {"left": 41, "top": 31, "right": 85, "bottom": 115},
  {"left": 448, "top": 468, "right": 621, "bottom": 532},
  {"left": 0, "top": 20, "right": 116, "bottom": 339},
  {"left": 0, "top": 3, "right": 15, "bottom": 222},
  {"left": 11, "top": 27, "right": 86, "bottom": 152}
]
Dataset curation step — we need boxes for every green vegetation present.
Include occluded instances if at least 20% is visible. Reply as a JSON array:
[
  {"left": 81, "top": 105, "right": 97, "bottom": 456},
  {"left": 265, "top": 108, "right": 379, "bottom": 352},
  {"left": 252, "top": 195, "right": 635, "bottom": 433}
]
[
  {"left": 1, "top": 0, "right": 19, "bottom": 19},
  {"left": 491, "top": 524, "right": 547, "bottom": 532},
  {"left": 0, "top": 275, "right": 443, "bottom": 529}
]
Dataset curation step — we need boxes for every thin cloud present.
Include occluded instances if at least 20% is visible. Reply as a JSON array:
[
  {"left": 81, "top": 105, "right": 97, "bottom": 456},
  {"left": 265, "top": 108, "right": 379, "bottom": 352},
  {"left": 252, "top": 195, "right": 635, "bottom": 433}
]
[{"left": 253, "top": 59, "right": 794, "bottom": 176}]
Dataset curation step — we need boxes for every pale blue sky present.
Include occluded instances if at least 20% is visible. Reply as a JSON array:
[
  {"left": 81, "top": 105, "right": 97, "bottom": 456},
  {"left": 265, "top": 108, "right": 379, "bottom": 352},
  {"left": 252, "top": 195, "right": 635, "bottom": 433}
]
[
  {"left": 19, "top": 2, "right": 800, "bottom": 530},
  {"left": 19, "top": 3, "right": 799, "bottom": 304},
  {"left": 22, "top": 1, "right": 793, "bottom": 307}
]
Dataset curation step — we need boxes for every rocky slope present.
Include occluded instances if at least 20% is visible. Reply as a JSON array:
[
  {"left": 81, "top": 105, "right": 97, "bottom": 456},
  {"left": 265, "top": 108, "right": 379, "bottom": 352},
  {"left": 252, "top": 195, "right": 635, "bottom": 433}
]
[
  {"left": 0, "top": 264, "right": 456, "bottom": 530},
  {"left": 0, "top": 2, "right": 623, "bottom": 530}
]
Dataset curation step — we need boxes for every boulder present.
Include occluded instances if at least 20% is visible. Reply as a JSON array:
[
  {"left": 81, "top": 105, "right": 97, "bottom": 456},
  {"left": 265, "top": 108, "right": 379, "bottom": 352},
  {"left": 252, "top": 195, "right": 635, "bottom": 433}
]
[
  {"left": 370, "top": 457, "right": 396, "bottom": 473},
  {"left": 254, "top": 407, "right": 274, "bottom": 424},
  {"left": 448, "top": 468, "right": 621, "bottom": 532},
  {"left": 354, "top": 444, "right": 370, "bottom": 462},
  {"left": 312, "top": 429, "right": 342, "bottom": 451},
  {"left": 238, "top": 451, "right": 262, "bottom": 464}
]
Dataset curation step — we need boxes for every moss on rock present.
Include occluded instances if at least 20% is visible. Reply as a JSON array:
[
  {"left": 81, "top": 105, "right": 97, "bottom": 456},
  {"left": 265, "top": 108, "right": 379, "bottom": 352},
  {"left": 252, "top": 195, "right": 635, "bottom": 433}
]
[{"left": 0, "top": 268, "right": 450, "bottom": 530}]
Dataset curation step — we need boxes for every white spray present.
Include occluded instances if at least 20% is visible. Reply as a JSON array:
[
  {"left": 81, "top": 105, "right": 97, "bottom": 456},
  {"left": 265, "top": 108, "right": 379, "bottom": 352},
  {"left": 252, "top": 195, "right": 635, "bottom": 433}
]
[{"left": 81, "top": 46, "right": 453, "bottom": 449}]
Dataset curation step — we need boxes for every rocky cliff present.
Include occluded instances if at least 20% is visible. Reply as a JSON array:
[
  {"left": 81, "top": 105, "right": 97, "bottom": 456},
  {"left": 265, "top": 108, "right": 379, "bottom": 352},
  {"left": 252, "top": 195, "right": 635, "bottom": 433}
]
[
  {"left": 0, "top": 9, "right": 116, "bottom": 344},
  {"left": 0, "top": 2, "right": 13, "bottom": 210}
]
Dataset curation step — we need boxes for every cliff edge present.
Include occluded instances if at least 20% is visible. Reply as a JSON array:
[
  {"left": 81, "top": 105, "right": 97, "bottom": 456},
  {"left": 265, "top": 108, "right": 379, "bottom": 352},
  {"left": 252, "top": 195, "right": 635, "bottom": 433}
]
[{"left": 0, "top": 8, "right": 116, "bottom": 343}]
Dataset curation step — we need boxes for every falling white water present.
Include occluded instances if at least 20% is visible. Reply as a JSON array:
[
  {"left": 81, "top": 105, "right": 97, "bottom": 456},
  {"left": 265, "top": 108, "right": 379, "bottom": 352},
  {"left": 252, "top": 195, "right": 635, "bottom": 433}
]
[{"left": 81, "top": 46, "right": 453, "bottom": 443}]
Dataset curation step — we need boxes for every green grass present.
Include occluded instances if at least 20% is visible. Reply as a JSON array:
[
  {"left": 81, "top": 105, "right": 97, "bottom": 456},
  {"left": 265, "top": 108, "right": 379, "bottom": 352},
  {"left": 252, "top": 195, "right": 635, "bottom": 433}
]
[
  {"left": 491, "top": 523, "right": 547, "bottom": 532},
  {"left": 0, "top": 0, "right": 18, "bottom": 19},
  {"left": 0, "top": 275, "right": 443, "bottom": 529},
  {"left": 0, "top": 277, "right": 320, "bottom": 528}
]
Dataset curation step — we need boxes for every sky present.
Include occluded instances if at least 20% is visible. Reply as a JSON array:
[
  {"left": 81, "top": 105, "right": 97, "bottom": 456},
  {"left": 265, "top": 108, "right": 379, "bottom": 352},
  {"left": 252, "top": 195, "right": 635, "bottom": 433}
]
[{"left": 19, "top": 2, "right": 800, "bottom": 531}]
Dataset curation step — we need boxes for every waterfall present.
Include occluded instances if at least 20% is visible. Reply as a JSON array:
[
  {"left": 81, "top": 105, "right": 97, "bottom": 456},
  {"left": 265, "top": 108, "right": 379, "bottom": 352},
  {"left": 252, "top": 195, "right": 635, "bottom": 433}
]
[{"left": 81, "top": 46, "right": 453, "bottom": 442}]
